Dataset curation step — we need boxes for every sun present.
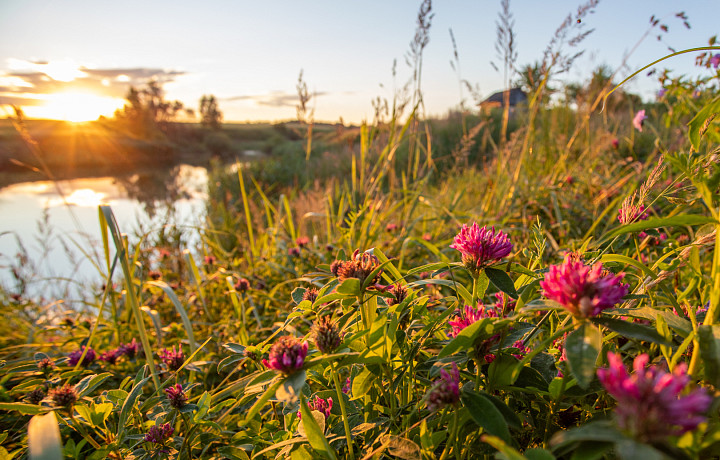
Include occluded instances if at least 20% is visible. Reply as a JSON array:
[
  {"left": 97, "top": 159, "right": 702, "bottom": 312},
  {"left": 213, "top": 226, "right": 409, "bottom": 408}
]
[{"left": 30, "top": 91, "right": 126, "bottom": 122}]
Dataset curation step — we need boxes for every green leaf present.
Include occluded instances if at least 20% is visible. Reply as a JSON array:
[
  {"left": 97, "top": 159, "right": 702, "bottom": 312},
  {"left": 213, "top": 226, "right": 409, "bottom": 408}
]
[
  {"left": 215, "top": 446, "right": 250, "bottom": 460},
  {"left": 28, "top": 411, "right": 62, "bottom": 460},
  {"left": 565, "top": 323, "right": 602, "bottom": 389},
  {"left": 550, "top": 420, "right": 624, "bottom": 449},
  {"left": 74, "top": 372, "right": 112, "bottom": 398},
  {"left": 147, "top": 280, "right": 197, "bottom": 352},
  {"left": 688, "top": 95, "right": 720, "bottom": 151},
  {"left": 336, "top": 278, "right": 360, "bottom": 296},
  {"left": 117, "top": 377, "right": 150, "bottom": 442},
  {"left": 699, "top": 324, "right": 720, "bottom": 387},
  {"left": 243, "top": 379, "right": 282, "bottom": 423},
  {"left": 606, "top": 307, "right": 691, "bottom": 336},
  {"left": 603, "top": 215, "right": 717, "bottom": 241},
  {"left": 276, "top": 370, "right": 306, "bottom": 403},
  {"left": 291, "top": 287, "right": 307, "bottom": 305},
  {"left": 615, "top": 439, "right": 665, "bottom": 460},
  {"left": 485, "top": 267, "right": 518, "bottom": 299},
  {"left": 524, "top": 448, "right": 557, "bottom": 460},
  {"left": 591, "top": 317, "right": 672, "bottom": 346},
  {"left": 481, "top": 435, "right": 524, "bottom": 459},
  {"left": 461, "top": 389, "right": 511, "bottom": 443},
  {"left": 0, "top": 402, "right": 41, "bottom": 415},
  {"left": 299, "top": 394, "right": 337, "bottom": 460}
]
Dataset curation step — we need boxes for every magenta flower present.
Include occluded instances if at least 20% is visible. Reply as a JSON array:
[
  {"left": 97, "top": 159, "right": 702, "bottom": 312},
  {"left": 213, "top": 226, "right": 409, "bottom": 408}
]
[
  {"left": 540, "top": 254, "right": 628, "bottom": 318},
  {"left": 158, "top": 346, "right": 185, "bottom": 372},
  {"left": 598, "top": 352, "right": 711, "bottom": 441},
  {"left": 711, "top": 53, "right": 720, "bottom": 69},
  {"left": 49, "top": 384, "right": 78, "bottom": 409},
  {"left": 67, "top": 346, "right": 96, "bottom": 367},
  {"left": 425, "top": 362, "right": 460, "bottom": 412},
  {"left": 450, "top": 223, "right": 512, "bottom": 272},
  {"left": 262, "top": 335, "right": 308, "bottom": 375},
  {"left": 447, "top": 303, "right": 499, "bottom": 338},
  {"left": 618, "top": 203, "right": 649, "bottom": 224},
  {"left": 144, "top": 422, "right": 174, "bottom": 444},
  {"left": 99, "top": 349, "right": 120, "bottom": 365},
  {"left": 632, "top": 110, "right": 647, "bottom": 132},
  {"left": 343, "top": 378, "right": 351, "bottom": 394},
  {"left": 165, "top": 383, "right": 188, "bottom": 409},
  {"left": 299, "top": 395, "right": 333, "bottom": 420}
]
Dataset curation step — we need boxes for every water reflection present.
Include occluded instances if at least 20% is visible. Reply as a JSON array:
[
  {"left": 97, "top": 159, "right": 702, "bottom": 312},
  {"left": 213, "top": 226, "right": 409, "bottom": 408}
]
[{"left": 0, "top": 164, "right": 207, "bottom": 300}]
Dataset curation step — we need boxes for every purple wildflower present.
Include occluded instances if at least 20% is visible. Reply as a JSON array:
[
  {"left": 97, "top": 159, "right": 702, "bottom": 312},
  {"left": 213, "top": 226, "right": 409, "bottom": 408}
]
[
  {"left": 598, "top": 352, "right": 711, "bottom": 441},
  {"left": 299, "top": 395, "right": 333, "bottom": 420},
  {"left": 119, "top": 338, "right": 140, "bottom": 359},
  {"left": 632, "top": 110, "right": 647, "bottom": 132},
  {"left": 657, "top": 88, "right": 667, "bottom": 99},
  {"left": 711, "top": 53, "right": 720, "bottom": 69},
  {"left": 99, "top": 349, "right": 120, "bottom": 365},
  {"left": 540, "top": 254, "right": 628, "bottom": 318},
  {"left": 262, "top": 335, "right": 308, "bottom": 375},
  {"left": 425, "top": 363, "right": 460, "bottom": 412},
  {"left": 343, "top": 378, "right": 351, "bottom": 394},
  {"left": 450, "top": 223, "right": 512, "bottom": 272},
  {"left": 144, "top": 422, "right": 174, "bottom": 445},
  {"left": 158, "top": 346, "right": 185, "bottom": 372},
  {"left": 67, "top": 346, "right": 96, "bottom": 367},
  {"left": 165, "top": 384, "right": 188, "bottom": 409},
  {"left": 288, "top": 247, "right": 301, "bottom": 257},
  {"left": 447, "top": 303, "right": 499, "bottom": 338}
]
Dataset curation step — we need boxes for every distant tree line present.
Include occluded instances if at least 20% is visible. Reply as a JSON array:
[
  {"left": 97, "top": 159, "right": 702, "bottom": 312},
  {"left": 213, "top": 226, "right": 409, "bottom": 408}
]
[{"left": 111, "top": 80, "right": 222, "bottom": 139}]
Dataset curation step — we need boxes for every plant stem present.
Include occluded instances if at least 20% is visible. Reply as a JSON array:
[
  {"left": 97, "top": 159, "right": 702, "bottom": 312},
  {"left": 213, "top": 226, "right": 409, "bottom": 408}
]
[
  {"left": 331, "top": 362, "right": 355, "bottom": 460},
  {"left": 439, "top": 408, "right": 459, "bottom": 460}
]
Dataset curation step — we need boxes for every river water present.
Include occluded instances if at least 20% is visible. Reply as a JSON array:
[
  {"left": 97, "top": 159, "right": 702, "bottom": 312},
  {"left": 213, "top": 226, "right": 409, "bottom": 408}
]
[{"left": 0, "top": 164, "right": 208, "bottom": 301}]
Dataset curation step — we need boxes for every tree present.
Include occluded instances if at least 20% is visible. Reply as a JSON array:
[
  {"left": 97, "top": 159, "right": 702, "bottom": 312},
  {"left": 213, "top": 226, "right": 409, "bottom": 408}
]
[
  {"left": 113, "top": 80, "right": 185, "bottom": 138},
  {"left": 199, "top": 95, "right": 222, "bottom": 130}
]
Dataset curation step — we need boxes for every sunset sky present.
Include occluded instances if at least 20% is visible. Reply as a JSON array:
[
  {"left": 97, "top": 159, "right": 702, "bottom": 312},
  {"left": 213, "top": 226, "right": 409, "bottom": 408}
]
[{"left": 0, "top": 0, "right": 717, "bottom": 124}]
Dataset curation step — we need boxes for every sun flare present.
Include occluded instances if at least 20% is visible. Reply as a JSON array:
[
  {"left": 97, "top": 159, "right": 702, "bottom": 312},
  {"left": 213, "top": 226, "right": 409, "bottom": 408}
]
[{"left": 27, "top": 91, "right": 126, "bottom": 122}]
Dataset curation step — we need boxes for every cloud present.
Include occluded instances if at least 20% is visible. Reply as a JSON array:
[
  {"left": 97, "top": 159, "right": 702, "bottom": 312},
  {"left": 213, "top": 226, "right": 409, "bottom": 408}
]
[
  {"left": 0, "top": 60, "right": 187, "bottom": 105},
  {"left": 223, "top": 90, "right": 327, "bottom": 108}
]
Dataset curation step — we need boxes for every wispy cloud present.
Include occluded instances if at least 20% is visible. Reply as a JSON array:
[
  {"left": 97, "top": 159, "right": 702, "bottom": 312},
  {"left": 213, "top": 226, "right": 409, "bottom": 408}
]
[
  {"left": 223, "top": 90, "right": 327, "bottom": 108},
  {"left": 0, "top": 59, "right": 186, "bottom": 107}
]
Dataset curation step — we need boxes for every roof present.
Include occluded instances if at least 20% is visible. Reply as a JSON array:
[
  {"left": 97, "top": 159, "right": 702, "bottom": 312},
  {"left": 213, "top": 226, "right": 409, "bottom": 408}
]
[{"left": 480, "top": 87, "right": 527, "bottom": 106}]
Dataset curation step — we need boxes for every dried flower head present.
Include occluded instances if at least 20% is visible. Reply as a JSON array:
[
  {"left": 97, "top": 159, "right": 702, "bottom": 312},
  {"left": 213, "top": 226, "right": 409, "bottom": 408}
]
[
  {"left": 204, "top": 255, "right": 216, "bottom": 266},
  {"left": 330, "top": 260, "right": 343, "bottom": 277},
  {"left": 235, "top": 277, "right": 251, "bottom": 292},
  {"left": 540, "top": 254, "right": 628, "bottom": 318},
  {"left": 303, "top": 287, "right": 319, "bottom": 303},
  {"left": 598, "top": 352, "right": 711, "bottom": 441},
  {"left": 425, "top": 363, "right": 460, "bottom": 412},
  {"left": 37, "top": 357, "right": 55, "bottom": 373},
  {"left": 262, "top": 335, "right": 308, "bottom": 375},
  {"left": 148, "top": 270, "right": 162, "bottom": 280},
  {"left": 450, "top": 223, "right": 512, "bottom": 272},
  {"left": 165, "top": 383, "right": 188, "bottom": 409},
  {"left": 144, "top": 422, "right": 174, "bottom": 445},
  {"left": 385, "top": 223, "right": 398, "bottom": 232},
  {"left": 386, "top": 283, "right": 410, "bottom": 306},
  {"left": 50, "top": 384, "right": 78, "bottom": 409},
  {"left": 288, "top": 247, "right": 301, "bottom": 257},
  {"left": 312, "top": 316, "right": 343, "bottom": 354},
  {"left": 26, "top": 387, "right": 46, "bottom": 405},
  {"left": 336, "top": 249, "right": 382, "bottom": 286},
  {"left": 159, "top": 346, "right": 185, "bottom": 372},
  {"left": 448, "top": 303, "right": 499, "bottom": 338},
  {"left": 67, "top": 346, "right": 96, "bottom": 367},
  {"left": 632, "top": 110, "right": 647, "bottom": 132}
]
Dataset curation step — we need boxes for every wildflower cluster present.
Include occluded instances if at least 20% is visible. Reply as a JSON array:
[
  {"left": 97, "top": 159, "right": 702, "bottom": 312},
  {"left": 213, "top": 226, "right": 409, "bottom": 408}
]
[
  {"left": 159, "top": 346, "right": 185, "bottom": 371},
  {"left": 299, "top": 395, "right": 333, "bottom": 420},
  {"left": 425, "top": 363, "right": 460, "bottom": 412},
  {"left": 597, "top": 353, "right": 711, "bottom": 441},
  {"left": 540, "top": 254, "right": 628, "bottom": 318},
  {"left": 335, "top": 249, "right": 383, "bottom": 286}
]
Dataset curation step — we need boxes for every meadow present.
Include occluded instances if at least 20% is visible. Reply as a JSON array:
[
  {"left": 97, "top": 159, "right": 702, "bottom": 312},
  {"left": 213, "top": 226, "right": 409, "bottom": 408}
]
[{"left": 1, "top": 4, "right": 720, "bottom": 460}]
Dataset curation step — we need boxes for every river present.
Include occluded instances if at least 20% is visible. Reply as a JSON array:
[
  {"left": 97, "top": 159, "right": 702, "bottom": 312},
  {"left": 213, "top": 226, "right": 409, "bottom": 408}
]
[{"left": 0, "top": 164, "right": 208, "bottom": 302}]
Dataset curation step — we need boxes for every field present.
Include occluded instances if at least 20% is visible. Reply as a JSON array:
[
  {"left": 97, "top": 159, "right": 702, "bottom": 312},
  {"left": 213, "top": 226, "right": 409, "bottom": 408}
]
[{"left": 1, "top": 10, "right": 720, "bottom": 460}]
